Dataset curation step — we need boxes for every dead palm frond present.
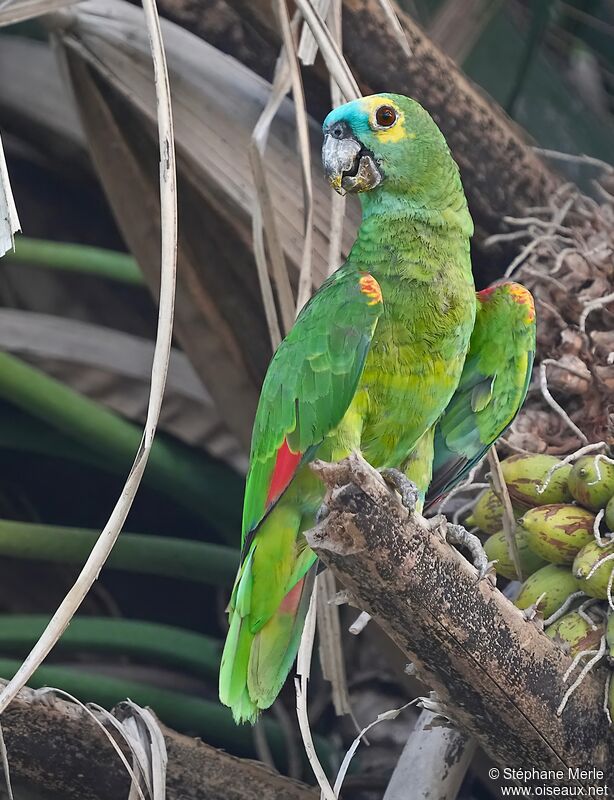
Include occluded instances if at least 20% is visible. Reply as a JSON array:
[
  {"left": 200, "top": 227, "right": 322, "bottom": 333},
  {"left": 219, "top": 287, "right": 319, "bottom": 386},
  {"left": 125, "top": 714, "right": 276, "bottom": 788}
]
[
  {"left": 0, "top": 307, "right": 246, "bottom": 469},
  {"left": 0, "top": 0, "right": 178, "bottom": 720},
  {"left": 30, "top": 0, "right": 360, "bottom": 449}
]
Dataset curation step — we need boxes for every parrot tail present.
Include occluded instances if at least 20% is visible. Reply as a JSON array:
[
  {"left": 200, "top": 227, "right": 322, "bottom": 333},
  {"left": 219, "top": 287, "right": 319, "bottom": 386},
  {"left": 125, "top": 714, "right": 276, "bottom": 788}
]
[
  {"left": 219, "top": 567, "right": 316, "bottom": 724},
  {"left": 247, "top": 566, "right": 316, "bottom": 714},
  {"left": 218, "top": 608, "right": 258, "bottom": 723},
  {"left": 219, "top": 497, "right": 318, "bottom": 724}
]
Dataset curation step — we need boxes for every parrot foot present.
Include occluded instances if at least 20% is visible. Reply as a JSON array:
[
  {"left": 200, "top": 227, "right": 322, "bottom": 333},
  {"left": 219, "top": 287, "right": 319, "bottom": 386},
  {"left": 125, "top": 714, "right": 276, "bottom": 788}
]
[
  {"left": 445, "top": 523, "right": 496, "bottom": 583},
  {"left": 379, "top": 468, "right": 419, "bottom": 512}
]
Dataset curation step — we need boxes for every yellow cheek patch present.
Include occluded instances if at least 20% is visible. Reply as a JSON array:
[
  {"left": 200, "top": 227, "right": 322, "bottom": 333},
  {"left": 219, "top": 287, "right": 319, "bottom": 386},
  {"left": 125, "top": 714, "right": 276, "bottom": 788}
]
[
  {"left": 360, "top": 96, "right": 409, "bottom": 143},
  {"left": 359, "top": 273, "right": 383, "bottom": 305}
]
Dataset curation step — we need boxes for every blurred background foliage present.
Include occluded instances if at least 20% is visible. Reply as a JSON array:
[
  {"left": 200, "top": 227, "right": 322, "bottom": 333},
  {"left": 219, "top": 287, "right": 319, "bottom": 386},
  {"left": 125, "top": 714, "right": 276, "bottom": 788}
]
[
  {"left": 0, "top": 0, "right": 613, "bottom": 796},
  {"left": 406, "top": 0, "right": 614, "bottom": 172}
]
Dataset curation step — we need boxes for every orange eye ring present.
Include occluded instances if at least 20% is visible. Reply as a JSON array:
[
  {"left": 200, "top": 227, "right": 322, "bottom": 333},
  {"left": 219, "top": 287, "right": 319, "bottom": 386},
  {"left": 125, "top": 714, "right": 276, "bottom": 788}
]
[{"left": 375, "top": 105, "right": 397, "bottom": 128}]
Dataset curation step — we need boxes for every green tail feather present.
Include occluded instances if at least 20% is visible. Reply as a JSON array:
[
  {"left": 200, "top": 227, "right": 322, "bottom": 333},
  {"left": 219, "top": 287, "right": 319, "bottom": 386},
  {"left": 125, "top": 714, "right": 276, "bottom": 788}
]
[
  {"left": 219, "top": 500, "right": 318, "bottom": 724},
  {"left": 219, "top": 609, "right": 259, "bottom": 723},
  {"left": 247, "top": 566, "right": 316, "bottom": 712},
  {"left": 219, "top": 566, "right": 316, "bottom": 724}
]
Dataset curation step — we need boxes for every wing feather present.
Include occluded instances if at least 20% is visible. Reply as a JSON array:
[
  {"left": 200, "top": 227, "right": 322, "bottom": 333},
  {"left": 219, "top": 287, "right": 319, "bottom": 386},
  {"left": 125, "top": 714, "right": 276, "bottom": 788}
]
[
  {"left": 425, "top": 282, "right": 535, "bottom": 508},
  {"left": 242, "top": 269, "right": 383, "bottom": 543}
]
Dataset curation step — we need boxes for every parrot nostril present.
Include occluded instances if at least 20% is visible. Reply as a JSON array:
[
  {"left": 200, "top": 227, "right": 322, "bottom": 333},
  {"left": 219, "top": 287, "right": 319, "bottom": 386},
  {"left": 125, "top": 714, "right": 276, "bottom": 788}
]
[{"left": 331, "top": 124, "right": 345, "bottom": 139}]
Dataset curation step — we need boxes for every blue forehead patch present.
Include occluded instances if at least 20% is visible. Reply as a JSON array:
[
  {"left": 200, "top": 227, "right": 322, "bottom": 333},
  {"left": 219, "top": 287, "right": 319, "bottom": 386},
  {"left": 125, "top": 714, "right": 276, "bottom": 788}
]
[{"left": 322, "top": 98, "right": 371, "bottom": 136}]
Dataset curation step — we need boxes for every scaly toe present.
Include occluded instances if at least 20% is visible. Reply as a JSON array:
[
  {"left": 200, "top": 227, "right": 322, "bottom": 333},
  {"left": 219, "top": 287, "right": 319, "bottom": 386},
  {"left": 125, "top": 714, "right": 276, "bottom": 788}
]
[
  {"left": 446, "top": 523, "right": 491, "bottom": 581},
  {"left": 379, "top": 468, "right": 419, "bottom": 512},
  {"left": 479, "top": 560, "right": 498, "bottom": 584}
]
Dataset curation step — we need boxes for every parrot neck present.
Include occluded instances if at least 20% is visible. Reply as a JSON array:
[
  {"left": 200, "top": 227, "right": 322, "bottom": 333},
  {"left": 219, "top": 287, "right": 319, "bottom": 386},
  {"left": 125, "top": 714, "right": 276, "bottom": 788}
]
[
  {"left": 349, "top": 191, "right": 474, "bottom": 282},
  {"left": 358, "top": 188, "right": 473, "bottom": 237}
]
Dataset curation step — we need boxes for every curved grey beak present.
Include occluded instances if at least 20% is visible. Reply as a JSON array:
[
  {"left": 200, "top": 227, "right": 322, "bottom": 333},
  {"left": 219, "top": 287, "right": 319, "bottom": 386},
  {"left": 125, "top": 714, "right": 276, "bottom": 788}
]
[{"left": 322, "top": 133, "right": 383, "bottom": 195}]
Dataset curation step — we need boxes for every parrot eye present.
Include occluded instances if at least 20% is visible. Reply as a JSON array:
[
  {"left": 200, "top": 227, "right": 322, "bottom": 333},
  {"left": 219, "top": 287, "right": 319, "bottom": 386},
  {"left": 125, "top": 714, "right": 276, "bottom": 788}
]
[{"left": 374, "top": 105, "right": 397, "bottom": 128}]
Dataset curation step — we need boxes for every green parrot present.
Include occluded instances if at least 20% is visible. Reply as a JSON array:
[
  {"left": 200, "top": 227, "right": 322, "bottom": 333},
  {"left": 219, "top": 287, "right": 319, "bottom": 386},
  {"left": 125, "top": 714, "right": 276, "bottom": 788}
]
[
  {"left": 219, "top": 93, "right": 535, "bottom": 724},
  {"left": 426, "top": 280, "right": 536, "bottom": 508}
]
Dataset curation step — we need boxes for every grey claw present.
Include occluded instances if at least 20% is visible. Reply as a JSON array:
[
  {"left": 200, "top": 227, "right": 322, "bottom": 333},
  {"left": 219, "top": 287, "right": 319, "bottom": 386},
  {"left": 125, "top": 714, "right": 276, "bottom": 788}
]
[
  {"left": 479, "top": 560, "right": 498, "bottom": 584},
  {"left": 380, "top": 468, "right": 419, "bottom": 512},
  {"left": 446, "top": 523, "right": 493, "bottom": 582}
]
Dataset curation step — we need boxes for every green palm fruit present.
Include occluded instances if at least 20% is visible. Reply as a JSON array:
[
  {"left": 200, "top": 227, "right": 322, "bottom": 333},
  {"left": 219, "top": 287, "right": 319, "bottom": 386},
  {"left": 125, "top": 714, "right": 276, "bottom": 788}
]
[
  {"left": 568, "top": 456, "right": 614, "bottom": 512},
  {"left": 466, "top": 489, "right": 525, "bottom": 535},
  {"left": 514, "top": 564, "right": 579, "bottom": 618},
  {"left": 606, "top": 495, "right": 614, "bottom": 532},
  {"left": 465, "top": 489, "right": 504, "bottom": 534},
  {"left": 520, "top": 504, "right": 595, "bottom": 564},
  {"left": 500, "top": 454, "right": 572, "bottom": 507},
  {"left": 573, "top": 540, "right": 614, "bottom": 599},
  {"left": 484, "top": 529, "right": 547, "bottom": 580},
  {"left": 546, "top": 611, "right": 605, "bottom": 656}
]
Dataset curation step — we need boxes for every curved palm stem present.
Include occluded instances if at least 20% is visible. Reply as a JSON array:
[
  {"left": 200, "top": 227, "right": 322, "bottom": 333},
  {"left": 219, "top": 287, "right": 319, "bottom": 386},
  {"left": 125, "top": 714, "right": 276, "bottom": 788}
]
[
  {"left": 0, "top": 519, "right": 238, "bottom": 586},
  {"left": 0, "top": 615, "right": 221, "bottom": 680}
]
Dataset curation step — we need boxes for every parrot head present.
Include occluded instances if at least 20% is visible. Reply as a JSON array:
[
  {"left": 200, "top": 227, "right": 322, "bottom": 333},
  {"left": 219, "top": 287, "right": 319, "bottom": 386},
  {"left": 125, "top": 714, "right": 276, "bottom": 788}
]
[{"left": 322, "top": 93, "right": 458, "bottom": 202}]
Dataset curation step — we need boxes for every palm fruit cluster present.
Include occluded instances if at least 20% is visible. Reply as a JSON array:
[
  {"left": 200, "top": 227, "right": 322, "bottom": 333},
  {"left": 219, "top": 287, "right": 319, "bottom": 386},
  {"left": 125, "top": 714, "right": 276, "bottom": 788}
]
[
  {"left": 467, "top": 451, "right": 614, "bottom": 717},
  {"left": 469, "top": 452, "right": 614, "bottom": 659}
]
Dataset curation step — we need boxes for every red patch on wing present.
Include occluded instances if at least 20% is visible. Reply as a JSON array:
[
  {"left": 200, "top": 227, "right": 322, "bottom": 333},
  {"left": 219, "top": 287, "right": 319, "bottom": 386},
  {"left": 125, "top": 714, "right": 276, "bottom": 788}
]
[
  {"left": 477, "top": 285, "right": 497, "bottom": 301},
  {"left": 266, "top": 439, "right": 302, "bottom": 506},
  {"left": 279, "top": 578, "right": 304, "bottom": 615}
]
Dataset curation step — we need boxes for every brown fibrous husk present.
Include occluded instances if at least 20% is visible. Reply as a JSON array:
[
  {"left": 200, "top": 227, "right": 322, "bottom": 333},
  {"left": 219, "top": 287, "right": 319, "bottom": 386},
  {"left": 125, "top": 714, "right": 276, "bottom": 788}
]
[{"left": 493, "top": 172, "right": 614, "bottom": 455}]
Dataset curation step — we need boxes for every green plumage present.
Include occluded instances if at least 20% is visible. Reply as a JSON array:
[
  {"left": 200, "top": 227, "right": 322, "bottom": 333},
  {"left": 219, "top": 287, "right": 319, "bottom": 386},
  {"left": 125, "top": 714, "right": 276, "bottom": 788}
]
[
  {"left": 219, "top": 93, "right": 534, "bottom": 723},
  {"left": 242, "top": 269, "right": 383, "bottom": 539},
  {"left": 426, "top": 282, "right": 536, "bottom": 506}
]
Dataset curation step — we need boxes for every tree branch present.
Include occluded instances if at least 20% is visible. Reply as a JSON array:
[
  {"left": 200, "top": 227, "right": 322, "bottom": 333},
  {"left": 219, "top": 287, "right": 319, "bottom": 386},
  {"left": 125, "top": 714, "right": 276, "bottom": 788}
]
[
  {"left": 306, "top": 454, "right": 614, "bottom": 789},
  {"left": 1, "top": 685, "right": 316, "bottom": 800}
]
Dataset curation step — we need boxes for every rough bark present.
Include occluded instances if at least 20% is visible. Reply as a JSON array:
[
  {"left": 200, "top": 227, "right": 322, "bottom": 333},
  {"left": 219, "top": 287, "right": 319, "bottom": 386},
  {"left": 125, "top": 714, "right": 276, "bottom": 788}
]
[
  {"left": 157, "top": 0, "right": 277, "bottom": 81},
  {"left": 1, "top": 685, "right": 316, "bottom": 800},
  {"left": 306, "top": 454, "right": 614, "bottom": 790},
  {"left": 212, "top": 0, "right": 560, "bottom": 246}
]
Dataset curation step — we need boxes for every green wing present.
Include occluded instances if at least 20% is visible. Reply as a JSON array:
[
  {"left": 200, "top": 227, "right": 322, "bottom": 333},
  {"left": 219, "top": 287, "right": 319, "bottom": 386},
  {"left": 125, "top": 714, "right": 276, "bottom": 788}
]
[
  {"left": 242, "top": 268, "right": 383, "bottom": 542},
  {"left": 425, "top": 282, "right": 535, "bottom": 508}
]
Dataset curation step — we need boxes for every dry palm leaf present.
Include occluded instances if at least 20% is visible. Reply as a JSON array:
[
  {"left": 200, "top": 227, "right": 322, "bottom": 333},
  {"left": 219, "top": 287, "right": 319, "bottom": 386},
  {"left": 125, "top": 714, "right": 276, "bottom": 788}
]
[
  {"left": 315, "top": 570, "right": 352, "bottom": 718},
  {"left": 0, "top": 36, "right": 87, "bottom": 171},
  {"left": 325, "top": 0, "right": 346, "bottom": 274},
  {"left": 0, "top": 0, "right": 178, "bottom": 718},
  {"left": 35, "top": 689, "right": 167, "bottom": 800},
  {"left": 0, "top": 308, "right": 247, "bottom": 470},
  {"left": 0, "top": 723, "right": 13, "bottom": 800},
  {"left": 249, "top": 45, "right": 296, "bottom": 347},
  {"left": 297, "top": 0, "right": 331, "bottom": 65},
  {"left": 0, "top": 0, "right": 78, "bottom": 26},
  {"left": 43, "top": 0, "right": 360, "bottom": 447},
  {"left": 97, "top": 700, "right": 168, "bottom": 800},
  {"left": 274, "top": 0, "right": 313, "bottom": 316},
  {"left": 295, "top": 576, "right": 336, "bottom": 800}
]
